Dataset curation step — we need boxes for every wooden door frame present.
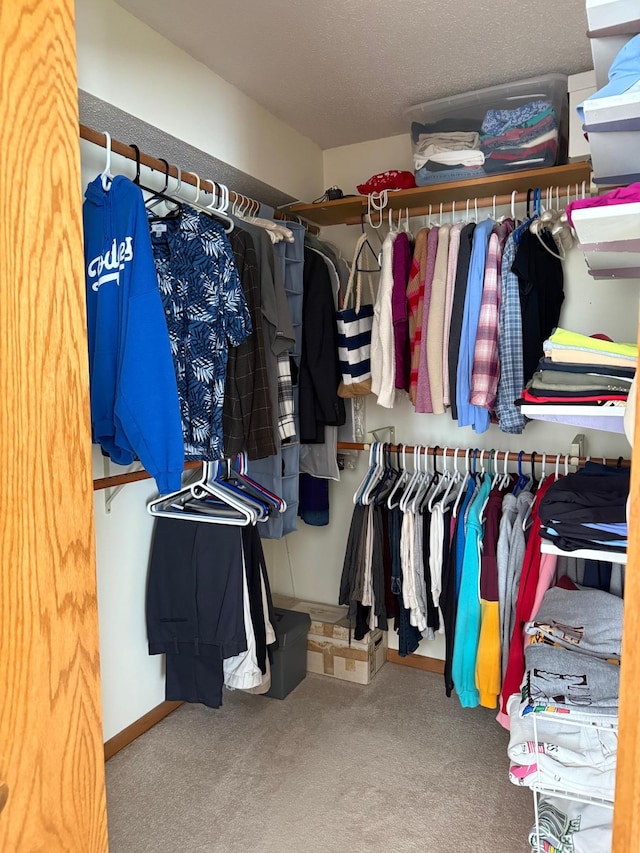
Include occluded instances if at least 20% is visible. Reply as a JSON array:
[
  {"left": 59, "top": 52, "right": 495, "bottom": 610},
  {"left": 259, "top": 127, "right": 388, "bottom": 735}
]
[{"left": 0, "top": 1, "right": 108, "bottom": 849}]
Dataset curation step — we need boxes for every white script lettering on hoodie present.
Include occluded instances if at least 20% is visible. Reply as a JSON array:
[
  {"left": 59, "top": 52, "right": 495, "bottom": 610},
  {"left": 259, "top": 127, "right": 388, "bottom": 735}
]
[{"left": 87, "top": 237, "right": 134, "bottom": 291}]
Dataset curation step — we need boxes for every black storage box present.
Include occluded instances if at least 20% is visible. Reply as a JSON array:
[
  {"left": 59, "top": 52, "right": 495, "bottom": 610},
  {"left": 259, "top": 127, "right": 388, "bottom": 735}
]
[{"left": 266, "top": 608, "right": 311, "bottom": 699}]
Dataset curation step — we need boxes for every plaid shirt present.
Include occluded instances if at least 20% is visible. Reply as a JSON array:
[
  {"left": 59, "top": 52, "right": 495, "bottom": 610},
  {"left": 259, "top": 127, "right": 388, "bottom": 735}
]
[
  {"left": 277, "top": 353, "right": 296, "bottom": 440},
  {"left": 495, "top": 231, "right": 526, "bottom": 434},
  {"left": 470, "top": 220, "right": 514, "bottom": 420}
]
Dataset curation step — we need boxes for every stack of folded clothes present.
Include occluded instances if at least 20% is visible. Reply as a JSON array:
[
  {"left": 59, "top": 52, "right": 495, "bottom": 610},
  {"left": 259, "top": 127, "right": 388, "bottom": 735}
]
[
  {"left": 508, "top": 585, "right": 621, "bottom": 835},
  {"left": 480, "top": 99, "right": 559, "bottom": 174},
  {"left": 537, "top": 462, "right": 629, "bottom": 556},
  {"left": 519, "top": 328, "right": 636, "bottom": 412},
  {"left": 411, "top": 119, "right": 486, "bottom": 185},
  {"left": 527, "top": 796, "right": 614, "bottom": 853}
]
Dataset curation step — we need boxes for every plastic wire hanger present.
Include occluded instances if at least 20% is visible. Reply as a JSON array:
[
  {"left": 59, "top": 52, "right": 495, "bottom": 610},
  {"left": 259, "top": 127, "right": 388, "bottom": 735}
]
[
  {"left": 147, "top": 461, "right": 258, "bottom": 526},
  {"left": 512, "top": 450, "right": 530, "bottom": 495},
  {"left": 143, "top": 156, "right": 182, "bottom": 219},
  {"left": 355, "top": 217, "right": 382, "bottom": 272}
]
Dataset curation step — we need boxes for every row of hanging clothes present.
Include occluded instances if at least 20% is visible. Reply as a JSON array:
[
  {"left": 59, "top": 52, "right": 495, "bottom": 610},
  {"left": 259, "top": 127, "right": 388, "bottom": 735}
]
[
  {"left": 368, "top": 186, "right": 584, "bottom": 434},
  {"left": 83, "top": 128, "right": 349, "bottom": 535},
  {"left": 339, "top": 443, "right": 627, "bottom": 718}
]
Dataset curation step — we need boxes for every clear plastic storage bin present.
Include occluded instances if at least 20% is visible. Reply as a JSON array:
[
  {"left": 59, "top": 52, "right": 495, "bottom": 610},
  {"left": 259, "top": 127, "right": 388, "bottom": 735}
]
[{"left": 405, "top": 74, "right": 568, "bottom": 186}]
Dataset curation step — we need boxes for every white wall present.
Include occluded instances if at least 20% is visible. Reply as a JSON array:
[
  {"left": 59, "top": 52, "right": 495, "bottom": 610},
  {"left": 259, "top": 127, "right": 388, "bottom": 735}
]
[
  {"left": 75, "top": 0, "right": 324, "bottom": 203},
  {"left": 264, "top": 143, "right": 638, "bottom": 664},
  {"left": 323, "top": 133, "right": 412, "bottom": 196}
]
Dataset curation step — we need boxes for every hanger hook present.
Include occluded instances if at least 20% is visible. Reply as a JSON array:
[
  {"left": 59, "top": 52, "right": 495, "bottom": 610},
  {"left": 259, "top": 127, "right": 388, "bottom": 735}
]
[
  {"left": 511, "top": 189, "right": 517, "bottom": 220},
  {"left": 191, "top": 172, "right": 201, "bottom": 203},
  {"left": 101, "top": 130, "right": 113, "bottom": 190},
  {"left": 207, "top": 179, "right": 219, "bottom": 210},
  {"left": 565, "top": 453, "right": 570, "bottom": 476},
  {"left": 174, "top": 166, "right": 182, "bottom": 195},
  {"left": 451, "top": 200, "right": 456, "bottom": 223},
  {"left": 129, "top": 143, "right": 141, "bottom": 185},
  {"left": 530, "top": 451, "right": 537, "bottom": 482},
  {"left": 159, "top": 158, "right": 170, "bottom": 193}
]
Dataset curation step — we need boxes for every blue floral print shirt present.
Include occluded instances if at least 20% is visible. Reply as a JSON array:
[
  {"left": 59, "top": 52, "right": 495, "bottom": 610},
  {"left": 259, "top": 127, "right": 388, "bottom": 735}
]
[{"left": 150, "top": 205, "right": 251, "bottom": 460}]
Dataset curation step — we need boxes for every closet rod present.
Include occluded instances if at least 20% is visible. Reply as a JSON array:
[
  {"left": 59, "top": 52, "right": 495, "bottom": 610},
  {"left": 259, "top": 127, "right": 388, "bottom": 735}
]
[
  {"left": 79, "top": 124, "right": 320, "bottom": 235},
  {"left": 92, "top": 443, "right": 630, "bottom": 491},
  {"left": 93, "top": 462, "right": 201, "bottom": 492},
  {"left": 336, "top": 442, "right": 630, "bottom": 469},
  {"left": 343, "top": 189, "right": 585, "bottom": 226}
]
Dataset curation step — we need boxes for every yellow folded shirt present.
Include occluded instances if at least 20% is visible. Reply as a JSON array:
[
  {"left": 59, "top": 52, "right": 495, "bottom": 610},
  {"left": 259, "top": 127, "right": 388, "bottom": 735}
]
[{"left": 549, "top": 328, "right": 638, "bottom": 360}]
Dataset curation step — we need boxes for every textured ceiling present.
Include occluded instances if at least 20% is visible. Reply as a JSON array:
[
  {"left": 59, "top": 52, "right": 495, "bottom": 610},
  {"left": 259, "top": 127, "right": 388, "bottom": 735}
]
[{"left": 115, "top": 0, "right": 593, "bottom": 150}]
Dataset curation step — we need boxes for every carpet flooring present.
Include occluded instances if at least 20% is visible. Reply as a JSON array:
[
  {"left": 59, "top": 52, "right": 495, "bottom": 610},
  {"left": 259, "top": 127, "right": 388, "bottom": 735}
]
[{"left": 106, "top": 665, "right": 533, "bottom": 853}]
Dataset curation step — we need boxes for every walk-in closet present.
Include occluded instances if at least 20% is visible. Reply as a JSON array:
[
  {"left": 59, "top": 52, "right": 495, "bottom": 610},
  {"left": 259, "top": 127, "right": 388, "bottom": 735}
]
[{"left": 2, "top": 0, "right": 640, "bottom": 851}]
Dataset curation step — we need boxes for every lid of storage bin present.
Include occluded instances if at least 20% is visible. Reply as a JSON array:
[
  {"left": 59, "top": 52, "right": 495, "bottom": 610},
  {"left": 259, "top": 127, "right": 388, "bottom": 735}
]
[
  {"left": 273, "top": 608, "right": 311, "bottom": 647},
  {"left": 405, "top": 74, "right": 567, "bottom": 125}
]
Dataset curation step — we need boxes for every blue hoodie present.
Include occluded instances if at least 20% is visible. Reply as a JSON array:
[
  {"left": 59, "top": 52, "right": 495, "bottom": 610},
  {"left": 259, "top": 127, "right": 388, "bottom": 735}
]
[{"left": 83, "top": 175, "right": 184, "bottom": 494}]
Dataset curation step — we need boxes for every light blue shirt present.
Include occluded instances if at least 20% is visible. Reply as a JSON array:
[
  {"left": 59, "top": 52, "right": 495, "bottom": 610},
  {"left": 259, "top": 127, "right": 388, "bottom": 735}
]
[
  {"left": 456, "top": 218, "right": 494, "bottom": 431},
  {"left": 452, "top": 474, "right": 493, "bottom": 708}
]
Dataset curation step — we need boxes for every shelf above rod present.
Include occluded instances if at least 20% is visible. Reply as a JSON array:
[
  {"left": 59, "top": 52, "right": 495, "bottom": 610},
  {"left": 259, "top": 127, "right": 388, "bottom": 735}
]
[{"left": 285, "top": 162, "right": 594, "bottom": 227}]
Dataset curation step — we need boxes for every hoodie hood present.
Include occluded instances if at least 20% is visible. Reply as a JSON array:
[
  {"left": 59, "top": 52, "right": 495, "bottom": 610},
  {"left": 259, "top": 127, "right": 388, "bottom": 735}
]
[{"left": 84, "top": 173, "right": 129, "bottom": 206}]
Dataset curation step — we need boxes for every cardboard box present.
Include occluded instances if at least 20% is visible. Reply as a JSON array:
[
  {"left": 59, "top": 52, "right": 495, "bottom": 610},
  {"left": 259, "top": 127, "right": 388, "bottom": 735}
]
[{"left": 271, "top": 595, "right": 387, "bottom": 685}]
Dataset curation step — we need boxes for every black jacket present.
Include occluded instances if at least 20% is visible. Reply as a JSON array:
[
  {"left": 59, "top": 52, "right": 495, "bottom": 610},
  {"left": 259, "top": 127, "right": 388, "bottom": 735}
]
[{"left": 299, "top": 247, "right": 345, "bottom": 443}]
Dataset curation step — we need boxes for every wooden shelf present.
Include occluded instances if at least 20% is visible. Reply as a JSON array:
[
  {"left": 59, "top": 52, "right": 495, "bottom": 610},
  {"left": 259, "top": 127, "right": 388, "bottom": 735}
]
[
  {"left": 285, "top": 162, "right": 593, "bottom": 227},
  {"left": 521, "top": 404, "right": 626, "bottom": 434}
]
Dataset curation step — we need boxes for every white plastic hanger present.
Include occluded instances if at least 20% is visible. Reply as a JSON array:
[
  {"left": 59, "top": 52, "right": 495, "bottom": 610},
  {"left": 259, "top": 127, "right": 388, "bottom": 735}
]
[
  {"left": 101, "top": 131, "right": 114, "bottom": 191},
  {"left": 191, "top": 172, "right": 201, "bottom": 203},
  {"left": 204, "top": 179, "right": 234, "bottom": 233},
  {"left": 367, "top": 191, "right": 387, "bottom": 229},
  {"left": 400, "top": 446, "right": 424, "bottom": 512},
  {"left": 353, "top": 442, "right": 378, "bottom": 505},
  {"left": 452, "top": 448, "right": 471, "bottom": 518},
  {"left": 499, "top": 450, "right": 511, "bottom": 490},
  {"left": 387, "top": 445, "right": 411, "bottom": 510},
  {"left": 361, "top": 443, "right": 387, "bottom": 505}
]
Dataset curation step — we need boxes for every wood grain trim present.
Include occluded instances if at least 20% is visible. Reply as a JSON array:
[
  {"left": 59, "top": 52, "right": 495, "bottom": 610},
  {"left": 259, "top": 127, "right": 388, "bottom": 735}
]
[
  {"left": 612, "top": 310, "right": 640, "bottom": 851},
  {"left": 286, "top": 163, "right": 593, "bottom": 226},
  {"left": 0, "top": 1, "right": 108, "bottom": 849},
  {"left": 387, "top": 649, "right": 445, "bottom": 675},
  {"left": 104, "top": 702, "right": 183, "bottom": 761}
]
